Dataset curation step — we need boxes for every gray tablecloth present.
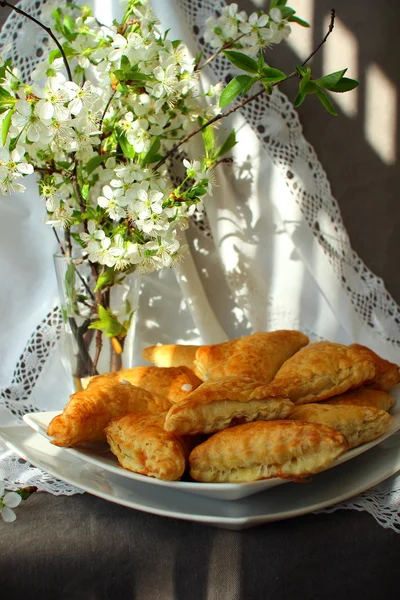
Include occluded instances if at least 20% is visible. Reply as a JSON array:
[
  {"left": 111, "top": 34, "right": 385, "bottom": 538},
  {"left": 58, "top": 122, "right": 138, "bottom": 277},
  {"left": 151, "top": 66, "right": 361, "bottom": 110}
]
[{"left": 1, "top": 492, "right": 399, "bottom": 600}]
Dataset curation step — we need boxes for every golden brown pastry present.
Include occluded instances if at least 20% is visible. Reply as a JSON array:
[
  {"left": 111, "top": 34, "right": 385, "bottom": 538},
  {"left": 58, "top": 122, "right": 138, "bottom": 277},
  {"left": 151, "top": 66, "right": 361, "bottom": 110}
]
[
  {"left": 105, "top": 412, "right": 190, "bottom": 481},
  {"left": 46, "top": 375, "right": 172, "bottom": 447},
  {"left": 287, "top": 403, "right": 393, "bottom": 449},
  {"left": 349, "top": 344, "right": 400, "bottom": 391},
  {"left": 114, "top": 366, "right": 203, "bottom": 403},
  {"left": 142, "top": 344, "right": 201, "bottom": 377},
  {"left": 164, "top": 376, "right": 294, "bottom": 435},
  {"left": 323, "top": 388, "right": 395, "bottom": 412},
  {"left": 189, "top": 420, "right": 348, "bottom": 483},
  {"left": 270, "top": 341, "right": 376, "bottom": 405},
  {"left": 194, "top": 330, "right": 309, "bottom": 382}
]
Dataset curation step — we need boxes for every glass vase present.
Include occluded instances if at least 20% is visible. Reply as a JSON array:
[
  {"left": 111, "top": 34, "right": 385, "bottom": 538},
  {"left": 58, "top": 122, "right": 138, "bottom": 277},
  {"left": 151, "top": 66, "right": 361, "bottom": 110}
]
[{"left": 54, "top": 252, "right": 141, "bottom": 391}]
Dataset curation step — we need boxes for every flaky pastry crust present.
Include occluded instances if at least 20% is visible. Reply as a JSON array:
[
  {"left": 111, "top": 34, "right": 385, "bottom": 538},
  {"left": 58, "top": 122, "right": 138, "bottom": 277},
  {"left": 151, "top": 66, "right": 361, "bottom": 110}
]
[
  {"left": 105, "top": 412, "right": 190, "bottom": 481},
  {"left": 115, "top": 365, "right": 202, "bottom": 403},
  {"left": 189, "top": 420, "right": 348, "bottom": 483},
  {"left": 142, "top": 344, "right": 202, "bottom": 378},
  {"left": 164, "top": 376, "right": 293, "bottom": 435},
  {"left": 288, "top": 403, "right": 393, "bottom": 449},
  {"left": 194, "top": 330, "right": 309, "bottom": 382},
  {"left": 348, "top": 344, "right": 400, "bottom": 391},
  {"left": 271, "top": 341, "right": 376, "bottom": 405},
  {"left": 46, "top": 375, "right": 172, "bottom": 447},
  {"left": 323, "top": 388, "right": 395, "bottom": 412}
]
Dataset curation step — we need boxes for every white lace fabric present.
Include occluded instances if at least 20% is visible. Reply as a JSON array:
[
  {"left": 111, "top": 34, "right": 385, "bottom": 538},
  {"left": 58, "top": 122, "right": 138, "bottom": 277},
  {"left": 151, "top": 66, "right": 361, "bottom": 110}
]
[{"left": 1, "top": 0, "right": 400, "bottom": 531}]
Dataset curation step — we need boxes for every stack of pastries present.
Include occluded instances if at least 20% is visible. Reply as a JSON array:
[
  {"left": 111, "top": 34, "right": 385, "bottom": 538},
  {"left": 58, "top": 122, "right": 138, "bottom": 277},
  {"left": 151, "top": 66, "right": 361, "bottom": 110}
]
[{"left": 46, "top": 331, "right": 400, "bottom": 484}]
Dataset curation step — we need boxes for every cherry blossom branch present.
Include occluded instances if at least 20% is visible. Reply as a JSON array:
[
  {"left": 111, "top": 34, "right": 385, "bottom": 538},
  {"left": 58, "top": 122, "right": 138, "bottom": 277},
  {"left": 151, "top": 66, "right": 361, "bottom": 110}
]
[
  {"left": 154, "top": 10, "right": 336, "bottom": 172},
  {"left": 196, "top": 34, "right": 246, "bottom": 71},
  {"left": 0, "top": 0, "right": 73, "bottom": 81}
]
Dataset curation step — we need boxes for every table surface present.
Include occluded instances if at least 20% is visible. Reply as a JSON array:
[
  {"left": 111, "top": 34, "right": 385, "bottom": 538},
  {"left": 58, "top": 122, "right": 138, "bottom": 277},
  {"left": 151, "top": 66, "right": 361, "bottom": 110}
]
[{"left": 1, "top": 491, "right": 400, "bottom": 600}]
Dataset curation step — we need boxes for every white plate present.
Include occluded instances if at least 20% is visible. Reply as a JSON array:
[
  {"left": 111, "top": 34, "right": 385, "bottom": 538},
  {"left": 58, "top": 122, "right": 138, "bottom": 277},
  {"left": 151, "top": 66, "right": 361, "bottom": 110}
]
[
  {"left": 1, "top": 423, "right": 400, "bottom": 530},
  {"left": 23, "top": 387, "right": 400, "bottom": 501}
]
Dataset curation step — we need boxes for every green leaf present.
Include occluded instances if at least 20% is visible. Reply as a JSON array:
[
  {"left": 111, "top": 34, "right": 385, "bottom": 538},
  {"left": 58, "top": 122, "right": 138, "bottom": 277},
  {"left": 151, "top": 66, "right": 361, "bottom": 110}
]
[
  {"left": 49, "top": 48, "right": 62, "bottom": 63},
  {"left": 289, "top": 15, "right": 310, "bottom": 27},
  {"left": 89, "top": 305, "right": 125, "bottom": 338},
  {"left": 63, "top": 15, "right": 75, "bottom": 36},
  {"left": 299, "top": 71, "right": 311, "bottom": 94},
  {"left": 316, "top": 89, "right": 337, "bottom": 116},
  {"left": 85, "top": 153, "right": 111, "bottom": 175},
  {"left": 315, "top": 69, "right": 347, "bottom": 89},
  {"left": 118, "top": 133, "right": 136, "bottom": 159},
  {"left": 293, "top": 91, "right": 305, "bottom": 108},
  {"left": 295, "top": 65, "right": 308, "bottom": 78},
  {"left": 302, "top": 81, "right": 319, "bottom": 95},
  {"left": 201, "top": 124, "right": 215, "bottom": 157},
  {"left": 0, "top": 86, "right": 13, "bottom": 100},
  {"left": 94, "top": 267, "right": 116, "bottom": 292},
  {"left": 281, "top": 7, "right": 296, "bottom": 18},
  {"left": 1, "top": 108, "right": 14, "bottom": 145},
  {"left": 219, "top": 75, "right": 254, "bottom": 108},
  {"left": 222, "top": 50, "right": 259, "bottom": 74},
  {"left": 81, "top": 183, "right": 89, "bottom": 201},
  {"left": 260, "top": 66, "right": 286, "bottom": 82},
  {"left": 327, "top": 77, "right": 359, "bottom": 93},
  {"left": 214, "top": 129, "right": 237, "bottom": 159},
  {"left": 257, "top": 54, "right": 265, "bottom": 70},
  {"left": 64, "top": 263, "right": 76, "bottom": 309},
  {"left": 270, "top": 0, "right": 287, "bottom": 7},
  {"left": 172, "top": 39, "right": 182, "bottom": 48},
  {"left": 141, "top": 136, "right": 161, "bottom": 165}
]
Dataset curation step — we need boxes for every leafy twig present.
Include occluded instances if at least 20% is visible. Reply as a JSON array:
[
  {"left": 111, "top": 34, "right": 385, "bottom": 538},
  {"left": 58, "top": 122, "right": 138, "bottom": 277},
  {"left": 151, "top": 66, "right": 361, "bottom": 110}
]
[{"left": 154, "top": 10, "right": 336, "bottom": 172}]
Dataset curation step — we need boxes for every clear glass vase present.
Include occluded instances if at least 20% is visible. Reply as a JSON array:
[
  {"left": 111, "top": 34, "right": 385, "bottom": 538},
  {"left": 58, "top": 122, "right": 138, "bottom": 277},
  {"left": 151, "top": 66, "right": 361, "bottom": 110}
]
[{"left": 54, "top": 252, "right": 141, "bottom": 391}]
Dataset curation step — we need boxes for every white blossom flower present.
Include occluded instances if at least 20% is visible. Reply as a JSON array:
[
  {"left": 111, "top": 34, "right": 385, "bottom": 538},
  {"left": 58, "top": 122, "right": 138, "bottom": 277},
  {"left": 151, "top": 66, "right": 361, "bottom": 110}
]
[
  {"left": 12, "top": 99, "right": 51, "bottom": 143},
  {"left": 97, "top": 185, "right": 127, "bottom": 221},
  {"left": 65, "top": 81, "right": 98, "bottom": 116},
  {"left": 45, "top": 202, "right": 74, "bottom": 228},
  {"left": 33, "top": 77, "right": 70, "bottom": 121},
  {"left": 88, "top": 236, "right": 122, "bottom": 267},
  {"left": 0, "top": 474, "right": 21, "bottom": 523},
  {"left": 152, "top": 64, "right": 178, "bottom": 98},
  {"left": 183, "top": 159, "right": 203, "bottom": 181},
  {"left": 135, "top": 187, "right": 164, "bottom": 220},
  {"left": 125, "top": 116, "right": 151, "bottom": 153}
]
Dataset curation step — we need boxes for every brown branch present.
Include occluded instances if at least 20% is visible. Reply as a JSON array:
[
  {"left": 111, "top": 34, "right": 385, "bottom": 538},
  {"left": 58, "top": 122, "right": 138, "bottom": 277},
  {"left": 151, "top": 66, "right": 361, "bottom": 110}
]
[
  {"left": 92, "top": 329, "right": 103, "bottom": 375},
  {"left": 153, "top": 10, "right": 336, "bottom": 172},
  {"left": 196, "top": 34, "right": 246, "bottom": 71},
  {"left": 100, "top": 89, "right": 117, "bottom": 130},
  {"left": 0, "top": 0, "right": 73, "bottom": 81},
  {"left": 301, "top": 9, "right": 336, "bottom": 66}
]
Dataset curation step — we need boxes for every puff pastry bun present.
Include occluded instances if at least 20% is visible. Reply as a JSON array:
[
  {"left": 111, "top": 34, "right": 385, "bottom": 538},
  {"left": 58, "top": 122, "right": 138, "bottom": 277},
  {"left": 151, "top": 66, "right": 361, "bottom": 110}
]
[
  {"left": 271, "top": 341, "right": 376, "bottom": 405},
  {"left": 189, "top": 420, "right": 348, "bottom": 483},
  {"left": 47, "top": 375, "right": 172, "bottom": 447},
  {"left": 164, "top": 376, "right": 294, "bottom": 435},
  {"left": 288, "top": 403, "right": 393, "bottom": 449},
  {"left": 194, "top": 330, "right": 309, "bottom": 382},
  {"left": 105, "top": 412, "right": 189, "bottom": 481},
  {"left": 142, "top": 344, "right": 202, "bottom": 378},
  {"left": 114, "top": 366, "right": 202, "bottom": 403},
  {"left": 323, "top": 388, "right": 395, "bottom": 412},
  {"left": 348, "top": 344, "right": 400, "bottom": 391}
]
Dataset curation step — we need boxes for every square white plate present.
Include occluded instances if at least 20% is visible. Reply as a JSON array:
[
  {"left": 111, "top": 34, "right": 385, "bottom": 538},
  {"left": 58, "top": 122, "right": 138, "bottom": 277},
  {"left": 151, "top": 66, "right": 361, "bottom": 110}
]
[{"left": 23, "top": 385, "right": 400, "bottom": 501}]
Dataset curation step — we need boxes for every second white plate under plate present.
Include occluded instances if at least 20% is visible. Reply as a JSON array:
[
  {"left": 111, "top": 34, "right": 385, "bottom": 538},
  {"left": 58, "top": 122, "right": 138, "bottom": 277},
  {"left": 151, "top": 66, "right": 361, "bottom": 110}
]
[{"left": 1, "top": 423, "right": 400, "bottom": 530}]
